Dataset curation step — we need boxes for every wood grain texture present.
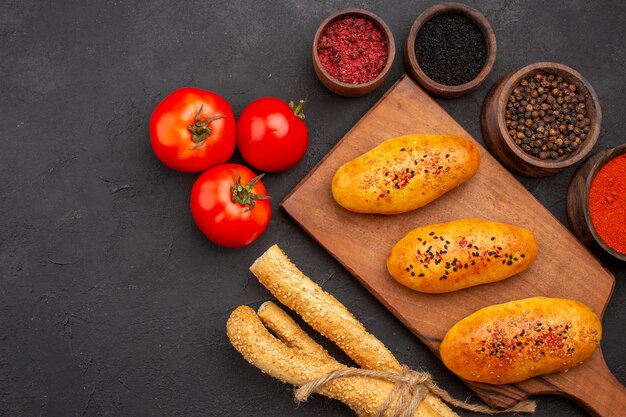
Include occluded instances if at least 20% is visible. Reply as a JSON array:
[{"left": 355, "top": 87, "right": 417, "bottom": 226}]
[{"left": 281, "top": 75, "right": 626, "bottom": 416}]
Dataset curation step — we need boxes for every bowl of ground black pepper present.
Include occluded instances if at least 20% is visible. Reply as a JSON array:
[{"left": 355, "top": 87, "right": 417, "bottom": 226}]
[
  {"left": 481, "top": 62, "right": 601, "bottom": 177},
  {"left": 313, "top": 9, "right": 395, "bottom": 97},
  {"left": 405, "top": 2, "right": 496, "bottom": 98},
  {"left": 567, "top": 144, "right": 626, "bottom": 262}
]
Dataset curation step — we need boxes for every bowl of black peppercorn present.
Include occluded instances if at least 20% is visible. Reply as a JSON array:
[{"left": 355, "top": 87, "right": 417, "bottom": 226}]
[
  {"left": 481, "top": 62, "right": 602, "bottom": 177},
  {"left": 405, "top": 2, "right": 497, "bottom": 98}
]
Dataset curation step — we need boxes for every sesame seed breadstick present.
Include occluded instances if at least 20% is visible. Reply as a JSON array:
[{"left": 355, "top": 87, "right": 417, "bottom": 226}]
[
  {"left": 227, "top": 305, "right": 343, "bottom": 385},
  {"left": 249, "top": 245, "right": 457, "bottom": 417},
  {"left": 250, "top": 244, "right": 400, "bottom": 371},
  {"left": 227, "top": 305, "right": 393, "bottom": 416},
  {"left": 257, "top": 301, "right": 333, "bottom": 362},
  {"left": 227, "top": 305, "right": 457, "bottom": 417}
]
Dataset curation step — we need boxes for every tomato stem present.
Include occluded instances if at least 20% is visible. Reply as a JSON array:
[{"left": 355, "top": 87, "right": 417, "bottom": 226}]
[
  {"left": 231, "top": 171, "right": 270, "bottom": 211},
  {"left": 188, "top": 104, "right": 226, "bottom": 149},
  {"left": 288, "top": 100, "right": 306, "bottom": 120}
]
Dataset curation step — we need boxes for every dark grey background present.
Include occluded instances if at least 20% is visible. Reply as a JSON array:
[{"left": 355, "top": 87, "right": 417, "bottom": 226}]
[{"left": 1, "top": 1, "right": 624, "bottom": 416}]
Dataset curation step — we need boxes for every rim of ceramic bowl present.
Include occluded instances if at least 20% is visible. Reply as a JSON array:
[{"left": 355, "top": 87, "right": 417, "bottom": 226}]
[
  {"left": 312, "top": 8, "right": 395, "bottom": 90},
  {"left": 405, "top": 2, "right": 496, "bottom": 96},
  {"left": 583, "top": 143, "right": 626, "bottom": 261},
  {"left": 494, "top": 62, "right": 602, "bottom": 169}
]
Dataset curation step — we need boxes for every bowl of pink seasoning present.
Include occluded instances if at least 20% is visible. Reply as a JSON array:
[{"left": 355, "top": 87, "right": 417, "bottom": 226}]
[{"left": 313, "top": 9, "right": 395, "bottom": 97}]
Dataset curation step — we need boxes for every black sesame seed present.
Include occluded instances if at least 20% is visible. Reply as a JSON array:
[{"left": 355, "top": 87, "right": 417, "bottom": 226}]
[
  {"left": 414, "top": 13, "right": 487, "bottom": 86},
  {"left": 490, "top": 236, "right": 496, "bottom": 241}
]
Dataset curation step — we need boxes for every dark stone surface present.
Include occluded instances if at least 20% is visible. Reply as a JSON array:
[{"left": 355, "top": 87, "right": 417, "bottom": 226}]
[{"left": 1, "top": 1, "right": 624, "bottom": 416}]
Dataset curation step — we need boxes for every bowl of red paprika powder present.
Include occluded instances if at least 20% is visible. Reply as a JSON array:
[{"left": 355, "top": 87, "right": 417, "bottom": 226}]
[
  {"left": 312, "top": 9, "right": 395, "bottom": 97},
  {"left": 567, "top": 143, "right": 626, "bottom": 261}
]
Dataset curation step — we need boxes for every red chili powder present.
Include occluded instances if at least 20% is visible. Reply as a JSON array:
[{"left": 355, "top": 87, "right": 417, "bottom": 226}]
[
  {"left": 588, "top": 153, "right": 626, "bottom": 254},
  {"left": 317, "top": 16, "right": 388, "bottom": 85}
]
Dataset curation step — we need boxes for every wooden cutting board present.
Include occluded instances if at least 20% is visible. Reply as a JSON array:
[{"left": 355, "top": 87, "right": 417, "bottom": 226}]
[{"left": 281, "top": 75, "right": 626, "bottom": 416}]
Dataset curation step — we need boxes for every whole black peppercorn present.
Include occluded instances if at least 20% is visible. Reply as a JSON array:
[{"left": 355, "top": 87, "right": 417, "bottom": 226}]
[{"left": 504, "top": 71, "right": 590, "bottom": 160}]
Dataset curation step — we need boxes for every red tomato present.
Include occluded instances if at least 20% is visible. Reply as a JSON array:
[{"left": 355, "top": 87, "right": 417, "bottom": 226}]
[
  {"left": 236, "top": 98, "right": 309, "bottom": 172},
  {"left": 150, "top": 88, "right": 236, "bottom": 172},
  {"left": 190, "top": 164, "right": 271, "bottom": 248}
]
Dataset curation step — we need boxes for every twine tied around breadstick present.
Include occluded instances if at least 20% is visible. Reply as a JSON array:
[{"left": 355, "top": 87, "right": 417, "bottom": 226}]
[{"left": 295, "top": 365, "right": 537, "bottom": 416}]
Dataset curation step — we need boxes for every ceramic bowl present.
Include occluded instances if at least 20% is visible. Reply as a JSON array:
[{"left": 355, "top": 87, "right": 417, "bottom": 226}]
[
  {"left": 481, "top": 62, "right": 602, "bottom": 177},
  {"left": 404, "top": 2, "right": 496, "bottom": 98},
  {"left": 312, "top": 8, "right": 395, "bottom": 97},
  {"left": 567, "top": 144, "right": 626, "bottom": 262}
]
